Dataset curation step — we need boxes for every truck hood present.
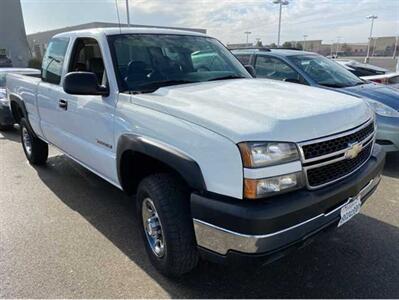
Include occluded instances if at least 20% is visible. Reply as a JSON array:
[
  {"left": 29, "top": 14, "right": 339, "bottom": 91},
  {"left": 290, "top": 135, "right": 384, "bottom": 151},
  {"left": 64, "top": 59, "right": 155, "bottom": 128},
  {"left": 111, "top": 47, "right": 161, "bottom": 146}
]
[{"left": 132, "top": 79, "right": 372, "bottom": 143}]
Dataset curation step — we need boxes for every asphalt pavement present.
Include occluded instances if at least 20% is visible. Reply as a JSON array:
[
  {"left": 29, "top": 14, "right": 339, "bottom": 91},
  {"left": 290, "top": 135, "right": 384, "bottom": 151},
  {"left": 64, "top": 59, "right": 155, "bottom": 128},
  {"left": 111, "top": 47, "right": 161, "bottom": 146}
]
[{"left": 1, "top": 128, "right": 398, "bottom": 298}]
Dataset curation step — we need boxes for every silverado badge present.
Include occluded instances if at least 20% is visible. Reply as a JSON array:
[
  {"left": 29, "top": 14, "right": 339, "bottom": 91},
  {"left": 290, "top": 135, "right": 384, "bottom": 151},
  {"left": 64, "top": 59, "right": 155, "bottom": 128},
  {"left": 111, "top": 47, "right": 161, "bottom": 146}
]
[{"left": 345, "top": 142, "right": 363, "bottom": 159}]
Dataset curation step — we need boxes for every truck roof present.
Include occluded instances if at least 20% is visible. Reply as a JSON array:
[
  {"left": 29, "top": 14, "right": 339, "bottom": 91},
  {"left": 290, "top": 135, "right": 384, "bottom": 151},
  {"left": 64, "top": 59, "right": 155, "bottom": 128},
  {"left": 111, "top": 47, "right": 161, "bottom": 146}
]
[{"left": 53, "top": 27, "right": 207, "bottom": 39}]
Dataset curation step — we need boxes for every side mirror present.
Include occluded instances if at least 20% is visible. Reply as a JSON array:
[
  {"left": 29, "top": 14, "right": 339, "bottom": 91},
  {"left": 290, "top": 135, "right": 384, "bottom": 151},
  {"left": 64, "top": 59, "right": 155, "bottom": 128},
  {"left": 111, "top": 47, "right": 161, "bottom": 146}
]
[
  {"left": 283, "top": 78, "right": 301, "bottom": 84},
  {"left": 245, "top": 65, "right": 257, "bottom": 78},
  {"left": 63, "top": 72, "right": 109, "bottom": 96}
]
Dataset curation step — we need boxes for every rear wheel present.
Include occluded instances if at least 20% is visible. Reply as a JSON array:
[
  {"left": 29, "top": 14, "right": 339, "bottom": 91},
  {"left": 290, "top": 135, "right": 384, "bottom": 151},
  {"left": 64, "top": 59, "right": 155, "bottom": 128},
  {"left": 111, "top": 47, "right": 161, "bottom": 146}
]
[
  {"left": 136, "top": 173, "right": 199, "bottom": 277},
  {"left": 20, "top": 118, "right": 48, "bottom": 165}
]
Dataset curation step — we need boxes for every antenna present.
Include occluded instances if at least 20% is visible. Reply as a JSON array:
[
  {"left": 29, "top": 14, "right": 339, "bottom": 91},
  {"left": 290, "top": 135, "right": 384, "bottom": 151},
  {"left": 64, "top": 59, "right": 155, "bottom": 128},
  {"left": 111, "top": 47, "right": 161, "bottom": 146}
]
[{"left": 115, "top": 0, "right": 122, "bottom": 34}]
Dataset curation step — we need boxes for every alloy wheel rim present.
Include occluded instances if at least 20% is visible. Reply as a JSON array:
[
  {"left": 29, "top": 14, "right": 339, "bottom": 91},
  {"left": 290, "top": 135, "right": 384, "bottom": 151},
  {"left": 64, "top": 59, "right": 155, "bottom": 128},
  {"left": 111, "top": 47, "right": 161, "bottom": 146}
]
[
  {"left": 22, "top": 127, "right": 32, "bottom": 156},
  {"left": 142, "top": 197, "right": 165, "bottom": 258}
]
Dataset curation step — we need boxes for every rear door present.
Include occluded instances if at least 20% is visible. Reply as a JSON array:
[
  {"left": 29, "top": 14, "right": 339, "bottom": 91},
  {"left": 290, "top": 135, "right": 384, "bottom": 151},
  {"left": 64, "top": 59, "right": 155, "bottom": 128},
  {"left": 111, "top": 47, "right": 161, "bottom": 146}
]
[{"left": 37, "top": 37, "right": 70, "bottom": 147}]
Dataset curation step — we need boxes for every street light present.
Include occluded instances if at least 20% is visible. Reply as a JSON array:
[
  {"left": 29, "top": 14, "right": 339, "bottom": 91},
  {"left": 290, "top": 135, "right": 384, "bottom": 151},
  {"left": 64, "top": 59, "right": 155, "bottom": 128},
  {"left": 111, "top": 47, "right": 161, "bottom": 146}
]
[
  {"left": 273, "top": 0, "right": 289, "bottom": 47},
  {"left": 365, "top": 15, "right": 378, "bottom": 63},
  {"left": 335, "top": 36, "right": 342, "bottom": 57},
  {"left": 244, "top": 31, "right": 252, "bottom": 45},
  {"left": 125, "top": 0, "right": 131, "bottom": 27},
  {"left": 303, "top": 34, "right": 308, "bottom": 51}
]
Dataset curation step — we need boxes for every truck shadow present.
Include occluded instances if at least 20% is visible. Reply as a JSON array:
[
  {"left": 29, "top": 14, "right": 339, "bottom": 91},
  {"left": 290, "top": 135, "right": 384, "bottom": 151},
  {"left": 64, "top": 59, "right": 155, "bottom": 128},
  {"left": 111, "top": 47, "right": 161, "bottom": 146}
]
[
  {"left": 383, "top": 151, "right": 399, "bottom": 179},
  {"left": 0, "top": 126, "right": 20, "bottom": 143},
  {"left": 33, "top": 154, "right": 399, "bottom": 298}
]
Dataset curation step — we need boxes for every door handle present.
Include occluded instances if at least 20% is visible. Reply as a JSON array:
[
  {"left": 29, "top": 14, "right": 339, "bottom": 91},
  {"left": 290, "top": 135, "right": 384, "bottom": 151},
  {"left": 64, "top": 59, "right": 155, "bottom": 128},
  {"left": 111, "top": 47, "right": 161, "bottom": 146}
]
[{"left": 59, "top": 99, "right": 68, "bottom": 110}]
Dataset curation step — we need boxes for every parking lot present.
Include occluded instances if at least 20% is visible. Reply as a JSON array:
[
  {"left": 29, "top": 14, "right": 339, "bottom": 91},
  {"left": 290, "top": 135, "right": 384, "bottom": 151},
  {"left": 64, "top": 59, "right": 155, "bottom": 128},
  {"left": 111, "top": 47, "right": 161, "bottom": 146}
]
[{"left": 0, "top": 128, "right": 398, "bottom": 298}]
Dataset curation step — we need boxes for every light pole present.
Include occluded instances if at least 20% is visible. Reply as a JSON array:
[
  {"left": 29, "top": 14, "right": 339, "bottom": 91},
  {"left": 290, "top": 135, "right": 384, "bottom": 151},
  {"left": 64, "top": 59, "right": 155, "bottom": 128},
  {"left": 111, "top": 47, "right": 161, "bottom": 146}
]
[
  {"left": 244, "top": 31, "right": 252, "bottom": 45},
  {"left": 365, "top": 15, "right": 377, "bottom": 63},
  {"left": 335, "top": 36, "right": 342, "bottom": 57},
  {"left": 303, "top": 34, "right": 308, "bottom": 51},
  {"left": 125, "top": 0, "right": 131, "bottom": 27},
  {"left": 393, "top": 36, "right": 398, "bottom": 59},
  {"left": 273, "top": 0, "right": 289, "bottom": 47}
]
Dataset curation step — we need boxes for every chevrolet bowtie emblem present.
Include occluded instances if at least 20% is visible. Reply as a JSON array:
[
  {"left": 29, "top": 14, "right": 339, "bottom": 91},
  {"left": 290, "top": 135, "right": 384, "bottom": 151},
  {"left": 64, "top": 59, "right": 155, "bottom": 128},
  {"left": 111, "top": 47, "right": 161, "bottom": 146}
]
[{"left": 345, "top": 142, "right": 363, "bottom": 159}]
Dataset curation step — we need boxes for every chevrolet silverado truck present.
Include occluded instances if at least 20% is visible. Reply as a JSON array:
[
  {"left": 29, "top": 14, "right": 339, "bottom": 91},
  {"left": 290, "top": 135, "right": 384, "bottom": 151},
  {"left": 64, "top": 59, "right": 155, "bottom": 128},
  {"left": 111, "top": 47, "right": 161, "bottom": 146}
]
[{"left": 7, "top": 28, "right": 385, "bottom": 276}]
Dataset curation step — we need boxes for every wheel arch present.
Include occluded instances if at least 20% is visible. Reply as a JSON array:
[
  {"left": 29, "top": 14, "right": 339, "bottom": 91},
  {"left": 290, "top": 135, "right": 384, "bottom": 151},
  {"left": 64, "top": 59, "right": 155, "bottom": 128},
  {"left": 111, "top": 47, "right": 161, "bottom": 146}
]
[
  {"left": 117, "top": 134, "right": 207, "bottom": 195},
  {"left": 9, "top": 93, "right": 25, "bottom": 124}
]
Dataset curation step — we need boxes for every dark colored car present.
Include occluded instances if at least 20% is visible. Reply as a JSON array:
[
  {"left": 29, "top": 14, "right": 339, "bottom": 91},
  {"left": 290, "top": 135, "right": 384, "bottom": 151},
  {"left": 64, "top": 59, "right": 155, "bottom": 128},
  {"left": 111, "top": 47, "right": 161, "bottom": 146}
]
[{"left": 233, "top": 48, "right": 399, "bottom": 152}]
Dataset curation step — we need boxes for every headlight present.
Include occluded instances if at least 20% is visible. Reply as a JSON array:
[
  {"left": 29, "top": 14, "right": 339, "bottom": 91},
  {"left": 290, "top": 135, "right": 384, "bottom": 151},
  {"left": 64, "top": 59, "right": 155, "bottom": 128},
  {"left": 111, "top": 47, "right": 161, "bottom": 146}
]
[
  {"left": 238, "top": 142, "right": 299, "bottom": 168},
  {"left": 244, "top": 172, "right": 304, "bottom": 199},
  {"left": 366, "top": 99, "right": 399, "bottom": 118}
]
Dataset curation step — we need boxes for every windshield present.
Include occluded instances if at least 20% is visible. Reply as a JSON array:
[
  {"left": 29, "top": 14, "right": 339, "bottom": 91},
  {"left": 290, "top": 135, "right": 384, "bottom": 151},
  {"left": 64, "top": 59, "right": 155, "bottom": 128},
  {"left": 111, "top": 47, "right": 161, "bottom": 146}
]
[
  {"left": 107, "top": 34, "right": 250, "bottom": 93},
  {"left": 289, "top": 55, "right": 364, "bottom": 88},
  {"left": 0, "top": 73, "right": 6, "bottom": 88}
]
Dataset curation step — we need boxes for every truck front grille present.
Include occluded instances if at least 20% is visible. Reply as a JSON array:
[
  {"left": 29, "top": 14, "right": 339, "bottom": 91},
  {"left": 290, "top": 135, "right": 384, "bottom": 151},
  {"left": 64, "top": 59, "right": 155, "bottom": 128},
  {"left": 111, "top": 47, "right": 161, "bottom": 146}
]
[
  {"left": 299, "top": 119, "right": 375, "bottom": 189},
  {"left": 302, "top": 122, "right": 374, "bottom": 160},
  {"left": 306, "top": 142, "right": 373, "bottom": 187}
]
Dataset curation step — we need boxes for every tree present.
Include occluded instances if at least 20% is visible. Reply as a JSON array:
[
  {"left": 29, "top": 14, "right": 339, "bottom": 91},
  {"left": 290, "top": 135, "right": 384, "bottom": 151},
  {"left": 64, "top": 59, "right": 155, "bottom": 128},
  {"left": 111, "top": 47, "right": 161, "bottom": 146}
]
[
  {"left": 255, "top": 40, "right": 263, "bottom": 47},
  {"left": 282, "top": 41, "right": 292, "bottom": 48},
  {"left": 295, "top": 42, "right": 303, "bottom": 50},
  {"left": 269, "top": 43, "right": 277, "bottom": 48}
]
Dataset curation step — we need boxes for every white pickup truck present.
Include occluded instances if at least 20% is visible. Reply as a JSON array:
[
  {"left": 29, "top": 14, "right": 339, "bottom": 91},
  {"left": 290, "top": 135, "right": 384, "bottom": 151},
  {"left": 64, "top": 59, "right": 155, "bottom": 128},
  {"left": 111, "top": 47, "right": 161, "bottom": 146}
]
[{"left": 7, "top": 28, "right": 385, "bottom": 276}]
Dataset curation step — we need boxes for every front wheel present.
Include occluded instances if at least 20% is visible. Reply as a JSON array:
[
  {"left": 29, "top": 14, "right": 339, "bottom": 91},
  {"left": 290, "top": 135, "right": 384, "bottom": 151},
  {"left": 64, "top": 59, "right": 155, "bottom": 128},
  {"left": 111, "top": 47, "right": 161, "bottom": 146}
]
[
  {"left": 136, "top": 173, "right": 199, "bottom": 277},
  {"left": 20, "top": 118, "right": 48, "bottom": 165}
]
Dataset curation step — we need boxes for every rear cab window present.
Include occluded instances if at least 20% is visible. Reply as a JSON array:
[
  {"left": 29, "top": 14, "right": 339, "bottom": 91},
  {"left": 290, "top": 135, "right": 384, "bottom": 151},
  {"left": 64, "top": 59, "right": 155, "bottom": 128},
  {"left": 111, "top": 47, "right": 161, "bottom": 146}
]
[{"left": 41, "top": 37, "right": 70, "bottom": 85}]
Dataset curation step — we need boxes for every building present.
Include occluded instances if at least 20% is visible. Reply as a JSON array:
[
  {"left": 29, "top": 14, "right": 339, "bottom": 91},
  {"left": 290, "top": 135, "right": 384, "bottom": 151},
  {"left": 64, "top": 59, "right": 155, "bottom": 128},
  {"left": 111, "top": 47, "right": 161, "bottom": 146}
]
[
  {"left": 226, "top": 43, "right": 254, "bottom": 49},
  {"left": 0, "top": 0, "right": 31, "bottom": 67},
  {"left": 369, "top": 36, "right": 398, "bottom": 56},
  {"left": 27, "top": 22, "right": 207, "bottom": 59}
]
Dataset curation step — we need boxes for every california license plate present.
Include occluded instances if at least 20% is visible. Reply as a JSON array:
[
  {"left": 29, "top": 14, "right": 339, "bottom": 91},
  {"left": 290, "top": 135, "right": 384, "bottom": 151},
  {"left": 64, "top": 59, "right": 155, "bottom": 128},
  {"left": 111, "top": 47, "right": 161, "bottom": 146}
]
[{"left": 338, "top": 196, "right": 362, "bottom": 227}]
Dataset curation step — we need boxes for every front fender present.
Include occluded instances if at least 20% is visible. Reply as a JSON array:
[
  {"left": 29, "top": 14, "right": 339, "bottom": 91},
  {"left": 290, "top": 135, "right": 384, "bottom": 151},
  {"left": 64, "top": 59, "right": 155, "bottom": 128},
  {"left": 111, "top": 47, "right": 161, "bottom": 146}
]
[{"left": 117, "top": 134, "right": 206, "bottom": 192}]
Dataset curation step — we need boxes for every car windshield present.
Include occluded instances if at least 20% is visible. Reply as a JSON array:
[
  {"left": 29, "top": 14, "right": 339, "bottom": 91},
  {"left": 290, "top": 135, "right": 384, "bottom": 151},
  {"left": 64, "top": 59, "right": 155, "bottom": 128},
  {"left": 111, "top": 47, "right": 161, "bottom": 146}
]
[
  {"left": 289, "top": 55, "right": 364, "bottom": 88},
  {"left": 107, "top": 34, "right": 250, "bottom": 93},
  {"left": 0, "top": 73, "right": 6, "bottom": 88}
]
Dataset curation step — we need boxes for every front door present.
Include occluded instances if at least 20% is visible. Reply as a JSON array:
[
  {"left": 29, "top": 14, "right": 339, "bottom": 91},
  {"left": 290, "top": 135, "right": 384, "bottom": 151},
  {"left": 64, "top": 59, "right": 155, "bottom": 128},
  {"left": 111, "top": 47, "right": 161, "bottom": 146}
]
[{"left": 58, "top": 37, "right": 118, "bottom": 184}]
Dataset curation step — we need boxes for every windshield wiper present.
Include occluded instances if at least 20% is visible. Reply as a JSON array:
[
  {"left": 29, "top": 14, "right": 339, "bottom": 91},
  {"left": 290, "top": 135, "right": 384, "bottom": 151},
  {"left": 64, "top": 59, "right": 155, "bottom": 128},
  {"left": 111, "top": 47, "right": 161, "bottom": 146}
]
[
  {"left": 131, "top": 80, "right": 195, "bottom": 94},
  {"left": 319, "top": 83, "right": 347, "bottom": 88},
  {"left": 207, "top": 75, "right": 246, "bottom": 81},
  {"left": 354, "top": 81, "right": 366, "bottom": 86}
]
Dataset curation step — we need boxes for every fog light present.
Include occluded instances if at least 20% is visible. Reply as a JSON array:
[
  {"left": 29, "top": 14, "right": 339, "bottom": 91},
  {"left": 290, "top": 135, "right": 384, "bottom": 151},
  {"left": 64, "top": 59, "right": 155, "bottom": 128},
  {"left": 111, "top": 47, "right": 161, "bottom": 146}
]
[{"left": 244, "top": 172, "right": 304, "bottom": 199}]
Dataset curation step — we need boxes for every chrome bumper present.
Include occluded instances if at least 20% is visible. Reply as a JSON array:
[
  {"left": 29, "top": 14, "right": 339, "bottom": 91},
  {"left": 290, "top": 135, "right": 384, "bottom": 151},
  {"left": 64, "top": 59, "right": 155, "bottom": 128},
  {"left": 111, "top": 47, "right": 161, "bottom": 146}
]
[{"left": 193, "top": 176, "right": 381, "bottom": 255}]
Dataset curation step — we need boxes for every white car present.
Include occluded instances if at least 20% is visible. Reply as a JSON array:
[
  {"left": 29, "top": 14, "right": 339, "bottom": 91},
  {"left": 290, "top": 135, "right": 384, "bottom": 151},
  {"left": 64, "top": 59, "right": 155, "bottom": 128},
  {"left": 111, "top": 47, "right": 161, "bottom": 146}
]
[
  {"left": 6, "top": 28, "right": 385, "bottom": 276},
  {"left": 335, "top": 59, "right": 399, "bottom": 89}
]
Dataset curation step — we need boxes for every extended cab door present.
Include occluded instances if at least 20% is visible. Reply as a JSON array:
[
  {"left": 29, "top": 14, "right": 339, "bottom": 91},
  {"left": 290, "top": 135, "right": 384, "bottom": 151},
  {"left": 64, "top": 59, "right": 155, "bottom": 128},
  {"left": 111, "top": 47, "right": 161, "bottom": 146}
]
[
  {"left": 56, "top": 37, "right": 118, "bottom": 184},
  {"left": 37, "top": 37, "right": 71, "bottom": 147}
]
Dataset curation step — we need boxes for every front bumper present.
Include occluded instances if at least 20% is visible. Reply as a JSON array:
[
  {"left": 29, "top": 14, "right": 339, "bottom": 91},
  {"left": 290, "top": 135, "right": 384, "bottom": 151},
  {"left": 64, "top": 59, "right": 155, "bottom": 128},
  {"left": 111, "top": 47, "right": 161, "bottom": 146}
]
[
  {"left": 0, "top": 105, "right": 14, "bottom": 126},
  {"left": 191, "top": 144, "right": 385, "bottom": 261},
  {"left": 376, "top": 115, "right": 399, "bottom": 152}
]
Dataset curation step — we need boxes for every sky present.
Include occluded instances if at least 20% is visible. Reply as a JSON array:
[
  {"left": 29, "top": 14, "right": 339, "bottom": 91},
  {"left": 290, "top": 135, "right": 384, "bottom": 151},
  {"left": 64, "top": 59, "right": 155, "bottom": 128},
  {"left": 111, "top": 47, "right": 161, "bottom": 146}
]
[{"left": 21, "top": 0, "right": 399, "bottom": 45}]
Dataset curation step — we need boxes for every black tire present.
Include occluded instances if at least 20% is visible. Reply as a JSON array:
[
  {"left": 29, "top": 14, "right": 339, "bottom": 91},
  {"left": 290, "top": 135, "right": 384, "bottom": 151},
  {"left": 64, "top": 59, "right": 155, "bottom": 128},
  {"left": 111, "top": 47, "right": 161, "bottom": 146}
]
[
  {"left": 20, "top": 118, "right": 48, "bottom": 165},
  {"left": 136, "top": 173, "right": 199, "bottom": 277}
]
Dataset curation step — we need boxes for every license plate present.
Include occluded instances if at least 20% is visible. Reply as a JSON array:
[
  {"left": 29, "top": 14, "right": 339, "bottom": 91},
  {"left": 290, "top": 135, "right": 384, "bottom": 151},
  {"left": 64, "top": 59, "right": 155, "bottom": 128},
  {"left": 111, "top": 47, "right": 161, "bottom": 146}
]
[{"left": 338, "top": 196, "right": 361, "bottom": 227}]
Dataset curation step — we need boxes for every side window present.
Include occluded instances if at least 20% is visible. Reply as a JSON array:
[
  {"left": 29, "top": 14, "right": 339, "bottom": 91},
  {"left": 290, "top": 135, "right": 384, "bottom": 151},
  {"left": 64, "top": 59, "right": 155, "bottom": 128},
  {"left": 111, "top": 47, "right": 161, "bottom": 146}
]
[
  {"left": 235, "top": 54, "right": 251, "bottom": 66},
  {"left": 69, "top": 38, "right": 107, "bottom": 85},
  {"left": 255, "top": 56, "right": 303, "bottom": 83},
  {"left": 191, "top": 52, "right": 231, "bottom": 72},
  {"left": 41, "top": 38, "right": 69, "bottom": 84}
]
